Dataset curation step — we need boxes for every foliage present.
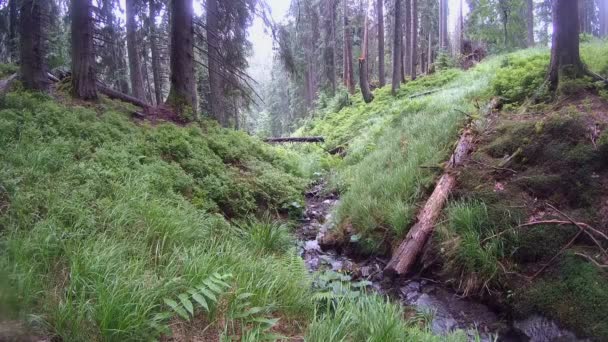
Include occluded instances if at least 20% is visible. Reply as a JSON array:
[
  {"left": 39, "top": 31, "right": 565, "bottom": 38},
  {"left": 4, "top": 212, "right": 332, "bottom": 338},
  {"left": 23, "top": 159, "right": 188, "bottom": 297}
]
[
  {"left": 306, "top": 286, "right": 471, "bottom": 342},
  {"left": 297, "top": 60, "right": 496, "bottom": 252},
  {"left": 492, "top": 50, "right": 549, "bottom": 105},
  {"left": 491, "top": 41, "right": 608, "bottom": 106},
  {"left": 161, "top": 273, "right": 233, "bottom": 322},
  {"left": 437, "top": 200, "right": 516, "bottom": 294},
  {"left": 0, "top": 90, "right": 313, "bottom": 340},
  {"left": 0, "top": 63, "right": 17, "bottom": 78},
  {"left": 237, "top": 217, "right": 294, "bottom": 255}
]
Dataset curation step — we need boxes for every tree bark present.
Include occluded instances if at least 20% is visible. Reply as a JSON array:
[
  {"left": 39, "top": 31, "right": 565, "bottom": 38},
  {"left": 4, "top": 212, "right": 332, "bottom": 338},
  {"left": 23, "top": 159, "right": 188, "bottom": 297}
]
[
  {"left": 385, "top": 98, "right": 499, "bottom": 276},
  {"left": 548, "top": 0, "right": 585, "bottom": 91},
  {"left": 168, "top": 0, "right": 197, "bottom": 117},
  {"left": 71, "top": 0, "right": 97, "bottom": 100},
  {"left": 324, "top": 0, "right": 338, "bottom": 95},
  {"left": 391, "top": 0, "right": 402, "bottom": 95},
  {"left": 206, "top": 0, "right": 224, "bottom": 124},
  {"left": 343, "top": 0, "right": 356, "bottom": 94},
  {"left": 149, "top": 0, "right": 164, "bottom": 105},
  {"left": 526, "top": 0, "right": 534, "bottom": 47},
  {"left": 19, "top": 0, "right": 49, "bottom": 91},
  {"left": 359, "top": 1, "right": 374, "bottom": 103},
  {"left": 377, "top": 0, "right": 385, "bottom": 87},
  {"left": 427, "top": 30, "right": 432, "bottom": 71},
  {"left": 600, "top": 0, "right": 608, "bottom": 38},
  {"left": 404, "top": 0, "right": 411, "bottom": 77},
  {"left": 439, "top": 0, "right": 448, "bottom": 51},
  {"left": 8, "top": 0, "right": 18, "bottom": 63},
  {"left": 409, "top": 0, "right": 418, "bottom": 80},
  {"left": 126, "top": 0, "right": 146, "bottom": 101}
]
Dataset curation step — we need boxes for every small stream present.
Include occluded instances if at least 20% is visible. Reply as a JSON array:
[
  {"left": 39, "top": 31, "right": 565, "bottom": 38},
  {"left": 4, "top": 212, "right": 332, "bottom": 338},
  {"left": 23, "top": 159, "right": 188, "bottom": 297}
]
[{"left": 296, "top": 182, "right": 586, "bottom": 342}]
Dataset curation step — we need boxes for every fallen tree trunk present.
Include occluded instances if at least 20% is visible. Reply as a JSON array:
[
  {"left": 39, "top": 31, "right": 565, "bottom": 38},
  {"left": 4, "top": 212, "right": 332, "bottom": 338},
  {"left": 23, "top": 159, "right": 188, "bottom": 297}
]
[
  {"left": 97, "top": 83, "right": 149, "bottom": 108},
  {"left": 384, "top": 98, "right": 499, "bottom": 276},
  {"left": 264, "top": 137, "right": 325, "bottom": 143},
  {"left": 46, "top": 73, "right": 149, "bottom": 110}
]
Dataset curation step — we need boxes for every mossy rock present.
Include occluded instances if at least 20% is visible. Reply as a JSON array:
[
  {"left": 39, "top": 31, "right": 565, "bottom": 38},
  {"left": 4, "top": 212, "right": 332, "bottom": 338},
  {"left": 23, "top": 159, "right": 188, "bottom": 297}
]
[{"left": 514, "top": 255, "right": 608, "bottom": 339}]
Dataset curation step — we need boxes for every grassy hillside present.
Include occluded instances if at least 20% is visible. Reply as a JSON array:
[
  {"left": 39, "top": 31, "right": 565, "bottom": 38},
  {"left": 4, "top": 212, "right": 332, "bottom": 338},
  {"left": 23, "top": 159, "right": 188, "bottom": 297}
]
[
  {"left": 300, "top": 41, "right": 608, "bottom": 255},
  {"left": 0, "top": 86, "right": 467, "bottom": 340},
  {"left": 299, "top": 40, "right": 608, "bottom": 339}
]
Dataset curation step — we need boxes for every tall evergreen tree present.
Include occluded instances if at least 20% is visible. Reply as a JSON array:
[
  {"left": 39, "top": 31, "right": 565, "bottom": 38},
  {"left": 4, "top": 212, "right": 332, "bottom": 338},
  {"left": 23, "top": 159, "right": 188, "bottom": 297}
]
[
  {"left": 167, "top": 0, "right": 197, "bottom": 115},
  {"left": 409, "top": 0, "right": 417, "bottom": 80},
  {"left": 71, "top": 0, "right": 97, "bottom": 100},
  {"left": 547, "top": 0, "right": 585, "bottom": 90},
  {"left": 391, "top": 0, "right": 402, "bottom": 95},
  {"left": 19, "top": 0, "right": 49, "bottom": 91},
  {"left": 377, "top": 0, "right": 385, "bottom": 86},
  {"left": 526, "top": 0, "right": 534, "bottom": 46},
  {"left": 126, "top": 0, "right": 146, "bottom": 100}
]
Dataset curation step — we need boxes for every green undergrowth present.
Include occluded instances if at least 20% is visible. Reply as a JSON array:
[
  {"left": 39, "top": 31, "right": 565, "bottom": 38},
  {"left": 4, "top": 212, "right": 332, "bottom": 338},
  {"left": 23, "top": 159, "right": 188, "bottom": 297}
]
[
  {"left": 438, "top": 79, "right": 608, "bottom": 338},
  {"left": 299, "top": 59, "right": 500, "bottom": 254},
  {"left": 492, "top": 41, "right": 608, "bottom": 107},
  {"left": 0, "top": 64, "right": 18, "bottom": 78},
  {"left": 0, "top": 90, "right": 454, "bottom": 340}
]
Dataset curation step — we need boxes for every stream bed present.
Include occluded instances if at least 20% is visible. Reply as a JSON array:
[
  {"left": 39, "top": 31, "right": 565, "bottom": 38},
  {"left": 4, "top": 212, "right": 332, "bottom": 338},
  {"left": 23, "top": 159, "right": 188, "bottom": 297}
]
[{"left": 296, "top": 182, "right": 586, "bottom": 342}]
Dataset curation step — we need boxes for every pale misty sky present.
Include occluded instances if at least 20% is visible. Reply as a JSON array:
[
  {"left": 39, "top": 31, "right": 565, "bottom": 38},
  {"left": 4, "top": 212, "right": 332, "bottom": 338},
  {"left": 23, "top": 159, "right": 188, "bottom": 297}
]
[{"left": 247, "top": 0, "right": 467, "bottom": 83}]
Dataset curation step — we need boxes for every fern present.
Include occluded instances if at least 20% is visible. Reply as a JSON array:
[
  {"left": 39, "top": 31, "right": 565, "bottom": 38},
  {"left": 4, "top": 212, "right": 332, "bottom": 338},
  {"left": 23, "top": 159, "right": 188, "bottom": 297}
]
[{"left": 162, "top": 272, "right": 233, "bottom": 321}]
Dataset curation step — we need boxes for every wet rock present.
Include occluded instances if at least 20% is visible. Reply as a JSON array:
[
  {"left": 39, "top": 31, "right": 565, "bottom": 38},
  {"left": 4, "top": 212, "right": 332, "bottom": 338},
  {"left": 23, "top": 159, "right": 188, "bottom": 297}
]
[
  {"left": 514, "top": 316, "right": 584, "bottom": 342},
  {"left": 304, "top": 240, "right": 321, "bottom": 252}
]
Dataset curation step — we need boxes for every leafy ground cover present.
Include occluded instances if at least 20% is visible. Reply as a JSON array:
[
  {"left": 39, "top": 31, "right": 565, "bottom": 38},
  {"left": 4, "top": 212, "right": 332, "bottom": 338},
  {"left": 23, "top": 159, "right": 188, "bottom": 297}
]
[{"left": 0, "top": 84, "right": 457, "bottom": 340}]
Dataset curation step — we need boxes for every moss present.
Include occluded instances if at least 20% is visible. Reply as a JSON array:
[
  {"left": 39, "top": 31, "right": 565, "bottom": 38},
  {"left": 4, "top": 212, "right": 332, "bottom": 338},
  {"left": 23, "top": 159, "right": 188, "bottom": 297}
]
[
  {"left": 483, "top": 121, "right": 536, "bottom": 158},
  {"left": 514, "top": 255, "right": 608, "bottom": 339},
  {"left": 512, "top": 225, "right": 577, "bottom": 263}
]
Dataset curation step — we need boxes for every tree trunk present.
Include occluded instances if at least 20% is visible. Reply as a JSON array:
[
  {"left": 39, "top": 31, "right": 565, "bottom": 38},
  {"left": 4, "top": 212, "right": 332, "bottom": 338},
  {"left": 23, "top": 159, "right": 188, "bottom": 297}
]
[
  {"left": 126, "top": 0, "right": 146, "bottom": 101},
  {"left": 8, "top": 0, "right": 18, "bottom": 63},
  {"left": 19, "top": 0, "right": 49, "bottom": 91},
  {"left": 600, "top": 0, "right": 608, "bottom": 38},
  {"left": 360, "top": 1, "right": 374, "bottom": 103},
  {"left": 377, "top": 0, "right": 385, "bottom": 87},
  {"left": 206, "top": 0, "right": 224, "bottom": 124},
  {"left": 324, "top": 0, "right": 338, "bottom": 95},
  {"left": 71, "top": 0, "right": 97, "bottom": 100},
  {"left": 409, "top": 0, "right": 417, "bottom": 80},
  {"left": 404, "top": 0, "right": 411, "bottom": 77},
  {"left": 343, "top": 0, "right": 355, "bottom": 94},
  {"left": 548, "top": 0, "right": 585, "bottom": 91},
  {"left": 149, "top": 0, "right": 164, "bottom": 105},
  {"left": 526, "top": 0, "right": 534, "bottom": 47},
  {"left": 439, "top": 0, "right": 448, "bottom": 51},
  {"left": 427, "top": 30, "right": 432, "bottom": 71},
  {"left": 168, "top": 0, "right": 197, "bottom": 117},
  {"left": 391, "top": 0, "right": 402, "bottom": 95}
]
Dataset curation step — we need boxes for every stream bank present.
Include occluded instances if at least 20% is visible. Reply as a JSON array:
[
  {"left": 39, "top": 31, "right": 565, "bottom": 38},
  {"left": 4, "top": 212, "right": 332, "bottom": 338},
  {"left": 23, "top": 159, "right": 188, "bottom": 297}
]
[{"left": 296, "top": 181, "right": 585, "bottom": 342}]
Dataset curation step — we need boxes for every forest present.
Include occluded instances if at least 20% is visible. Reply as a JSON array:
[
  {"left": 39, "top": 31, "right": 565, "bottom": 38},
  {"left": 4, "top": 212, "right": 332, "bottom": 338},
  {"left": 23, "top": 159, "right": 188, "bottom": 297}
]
[{"left": 1, "top": 0, "right": 608, "bottom": 341}]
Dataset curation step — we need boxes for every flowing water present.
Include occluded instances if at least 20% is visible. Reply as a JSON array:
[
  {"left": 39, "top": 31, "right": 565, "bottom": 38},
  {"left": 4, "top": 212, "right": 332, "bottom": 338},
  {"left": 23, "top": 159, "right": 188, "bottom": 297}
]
[{"left": 296, "top": 182, "right": 586, "bottom": 342}]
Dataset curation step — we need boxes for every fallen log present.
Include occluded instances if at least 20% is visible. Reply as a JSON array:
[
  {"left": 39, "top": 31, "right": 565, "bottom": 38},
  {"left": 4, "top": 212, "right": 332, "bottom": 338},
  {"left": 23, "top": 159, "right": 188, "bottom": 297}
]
[
  {"left": 264, "top": 137, "right": 325, "bottom": 143},
  {"left": 97, "top": 84, "right": 149, "bottom": 109},
  {"left": 384, "top": 98, "right": 499, "bottom": 276},
  {"left": 46, "top": 73, "right": 149, "bottom": 110}
]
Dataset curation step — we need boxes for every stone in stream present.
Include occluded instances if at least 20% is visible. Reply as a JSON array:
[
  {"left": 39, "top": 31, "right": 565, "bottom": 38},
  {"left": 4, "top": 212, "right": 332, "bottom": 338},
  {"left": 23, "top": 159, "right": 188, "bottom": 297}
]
[{"left": 514, "top": 316, "right": 586, "bottom": 342}]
